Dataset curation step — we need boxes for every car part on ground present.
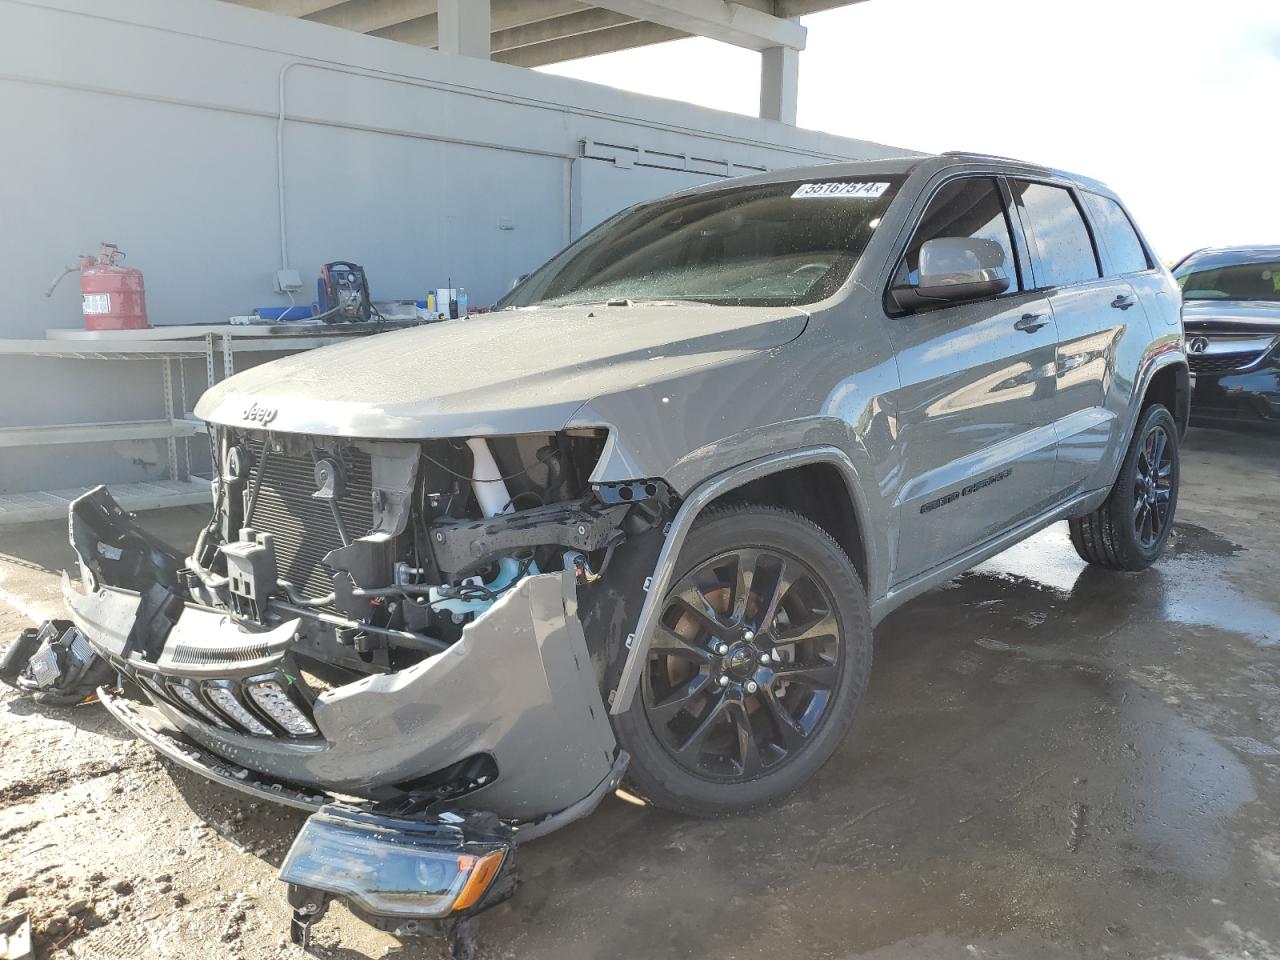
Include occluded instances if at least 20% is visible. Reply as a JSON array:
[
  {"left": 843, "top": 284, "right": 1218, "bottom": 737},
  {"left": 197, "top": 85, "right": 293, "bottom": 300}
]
[
  {"left": 1174, "top": 246, "right": 1280, "bottom": 429},
  {"left": 0, "top": 619, "right": 114, "bottom": 706},
  {"left": 280, "top": 803, "right": 515, "bottom": 953}
]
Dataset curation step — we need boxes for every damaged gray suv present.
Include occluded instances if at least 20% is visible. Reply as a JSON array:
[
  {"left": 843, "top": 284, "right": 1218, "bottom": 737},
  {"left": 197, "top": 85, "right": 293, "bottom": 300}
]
[{"left": 62, "top": 152, "right": 1189, "bottom": 944}]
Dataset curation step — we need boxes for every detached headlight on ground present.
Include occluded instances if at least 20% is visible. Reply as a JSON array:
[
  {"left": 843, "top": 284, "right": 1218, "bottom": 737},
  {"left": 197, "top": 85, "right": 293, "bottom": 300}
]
[
  {"left": 279, "top": 804, "right": 513, "bottom": 926},
  {"left": 245, "top": 676, "right": 317, "bottom": 737}
]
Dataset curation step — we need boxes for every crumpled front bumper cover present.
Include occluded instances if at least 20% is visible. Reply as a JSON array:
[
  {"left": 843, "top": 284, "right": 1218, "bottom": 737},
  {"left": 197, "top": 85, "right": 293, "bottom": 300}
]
[
  {"left": 66, "top": 566, "right": 618, "bottom": 822},
  {"left": 96, "top": 684, "right": 332, "bottom": 811}
]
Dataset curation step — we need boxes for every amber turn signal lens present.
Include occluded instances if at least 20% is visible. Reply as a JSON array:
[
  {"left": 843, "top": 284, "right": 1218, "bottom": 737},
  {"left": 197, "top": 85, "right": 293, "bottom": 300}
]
[{"left": 452, "top": 850, "right": 506, "bottom": 912}]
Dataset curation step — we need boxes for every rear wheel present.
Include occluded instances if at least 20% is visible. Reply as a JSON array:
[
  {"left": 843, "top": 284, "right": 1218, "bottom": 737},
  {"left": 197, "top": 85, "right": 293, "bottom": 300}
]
[
  {"left": 613, "top": 504, "right": 871, "bottom": 816},
  {"left": 1068, "top": 403, "right": 1179, "bottom": 571}
]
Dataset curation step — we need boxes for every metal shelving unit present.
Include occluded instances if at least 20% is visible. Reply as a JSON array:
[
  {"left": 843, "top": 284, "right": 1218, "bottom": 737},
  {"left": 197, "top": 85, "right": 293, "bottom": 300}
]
[{"left": 0, "top": 320, "right": 423, "bottom": 526}]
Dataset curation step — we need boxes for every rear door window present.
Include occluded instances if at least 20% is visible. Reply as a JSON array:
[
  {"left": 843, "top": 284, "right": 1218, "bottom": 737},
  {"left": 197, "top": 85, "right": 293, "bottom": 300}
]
[
  {"left": 894, "top": 176, "right": 1022, "bottom": 291},
  {"left": 1082, "top": 192, "right": 1151, "bottom": 275},
  {"left": 1010, "top": 181, "right": 1101, "bottom": 288}
]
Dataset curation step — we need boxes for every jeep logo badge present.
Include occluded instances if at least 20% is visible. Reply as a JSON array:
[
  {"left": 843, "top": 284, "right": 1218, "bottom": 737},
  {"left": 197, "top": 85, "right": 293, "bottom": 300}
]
[
  {"left": 1187, "top": 337, "right": 1209, "bottom": 355},
  {"left": 242, "top": 401, "right": 278, "bottom": 425}
]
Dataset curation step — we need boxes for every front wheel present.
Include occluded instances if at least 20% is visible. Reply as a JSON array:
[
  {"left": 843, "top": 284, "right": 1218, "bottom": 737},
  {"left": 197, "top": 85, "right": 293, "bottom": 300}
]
[
  {"left": 612, "top": 504, "right": 872, "bottom": 817},
  {"left": 1068, "top": 403, "right": 1180, "bottom": 571}
]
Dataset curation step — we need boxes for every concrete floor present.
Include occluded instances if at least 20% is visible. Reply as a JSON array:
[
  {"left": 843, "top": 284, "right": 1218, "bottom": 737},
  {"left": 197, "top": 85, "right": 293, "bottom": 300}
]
[{"left": 1, "top": 426, "right": 1279, "bottom": 959}]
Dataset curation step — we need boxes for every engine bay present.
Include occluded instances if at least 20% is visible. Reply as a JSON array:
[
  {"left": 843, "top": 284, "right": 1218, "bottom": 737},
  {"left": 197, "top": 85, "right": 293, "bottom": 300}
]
[{"left": 71, "top": 425, "right": 672, "bottom": 695}]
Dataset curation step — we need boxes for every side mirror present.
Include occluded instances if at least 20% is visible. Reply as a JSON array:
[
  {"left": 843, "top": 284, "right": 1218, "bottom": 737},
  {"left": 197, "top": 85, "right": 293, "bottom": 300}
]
[{"left": 892, "top": 237, "right": 1011, "bottom": 311}]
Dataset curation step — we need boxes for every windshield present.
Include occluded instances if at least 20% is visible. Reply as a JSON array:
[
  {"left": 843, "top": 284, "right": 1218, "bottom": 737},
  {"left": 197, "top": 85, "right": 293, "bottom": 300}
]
[
  {"left": 1174, "top": 251, "right": 1280, "bottom": 303},
  {"left": 498, "top": 177, "right": 904, "bottom": 309}
]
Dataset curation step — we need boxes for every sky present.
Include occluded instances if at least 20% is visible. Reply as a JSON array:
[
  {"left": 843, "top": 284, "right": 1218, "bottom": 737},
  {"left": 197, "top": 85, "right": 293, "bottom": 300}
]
[{"left": 541, "top": 0, "right": 1280, "bottom": 263}]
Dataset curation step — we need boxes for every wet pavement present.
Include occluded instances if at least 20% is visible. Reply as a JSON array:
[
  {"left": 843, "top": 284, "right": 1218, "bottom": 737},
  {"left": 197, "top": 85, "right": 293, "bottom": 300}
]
[{"left": 2, "top": 426, "right": 1279, "bottom": 959}]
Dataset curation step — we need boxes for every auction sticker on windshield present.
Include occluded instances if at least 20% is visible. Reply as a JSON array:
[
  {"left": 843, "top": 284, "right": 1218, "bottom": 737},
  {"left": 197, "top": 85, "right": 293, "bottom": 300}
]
[{"left": 791, "top": 181, "right": 890, "bottom": 199}]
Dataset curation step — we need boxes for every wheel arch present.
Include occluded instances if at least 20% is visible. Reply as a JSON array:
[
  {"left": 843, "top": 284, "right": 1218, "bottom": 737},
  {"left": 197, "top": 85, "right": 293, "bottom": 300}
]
[
  {"left": 608, "top": 446, "right": 876, "bottom": 716},
  {"left": 706, "top": 462, "right": 868, "bottom": 588},
  {"left": 1142, "top": 358, "right": 1191, "bottom": 439},
  {"left": 1095, "top": 352, "right": 1190, "bottom": 502}
]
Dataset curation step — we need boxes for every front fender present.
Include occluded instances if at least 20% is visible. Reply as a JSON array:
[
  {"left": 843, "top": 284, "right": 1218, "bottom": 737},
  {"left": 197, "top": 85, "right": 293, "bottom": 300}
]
[{"left": 606, "top": 445, "right": 878, "bottom": 716}]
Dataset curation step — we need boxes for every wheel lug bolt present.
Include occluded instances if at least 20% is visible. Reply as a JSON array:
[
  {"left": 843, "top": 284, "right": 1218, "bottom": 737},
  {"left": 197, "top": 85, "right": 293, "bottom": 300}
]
[
  {"left": 743, "top": 629, "right": 755, "bottom": 641},
  {"left": 745, "top": 681, "right": 759, "bottom": 693},
  {"left": 759, "top": 653, "right": 771, "bottom": 664},
  {"left": 718, "top": 675, "right": 730, "bottom": 687},
  {"left": 716, "top": 643, "right": 729, "bottom": 655}
]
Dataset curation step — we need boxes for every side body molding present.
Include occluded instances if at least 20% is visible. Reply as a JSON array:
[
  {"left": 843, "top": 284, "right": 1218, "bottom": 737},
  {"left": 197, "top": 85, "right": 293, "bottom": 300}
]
[{"left": 609, "top": 446, "right": 874, "bottom": 716}]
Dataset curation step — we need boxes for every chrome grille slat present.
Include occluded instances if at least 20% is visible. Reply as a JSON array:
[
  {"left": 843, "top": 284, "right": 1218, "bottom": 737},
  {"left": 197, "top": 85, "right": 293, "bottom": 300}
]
[{"left": 133, "top": 666, "right": 320, "bottom": 740}]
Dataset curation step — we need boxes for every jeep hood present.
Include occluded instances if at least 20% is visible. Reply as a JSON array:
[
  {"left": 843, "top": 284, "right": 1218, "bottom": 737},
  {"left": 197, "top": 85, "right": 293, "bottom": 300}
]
[{"left": 194, "top": 302, "right": 809, "bottom": 438}]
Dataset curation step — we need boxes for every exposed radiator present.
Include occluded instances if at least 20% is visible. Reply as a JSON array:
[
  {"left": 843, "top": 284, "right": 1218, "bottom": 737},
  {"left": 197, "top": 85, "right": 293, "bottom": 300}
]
[{"left": 245, "top": 439, "right": 376, "bottom": 603}]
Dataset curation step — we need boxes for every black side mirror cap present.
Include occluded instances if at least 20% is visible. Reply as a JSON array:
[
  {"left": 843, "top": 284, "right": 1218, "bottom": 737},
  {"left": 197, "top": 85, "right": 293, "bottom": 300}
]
[{"left": 891, "top": 276, "right": 1010, "bottom": 313}]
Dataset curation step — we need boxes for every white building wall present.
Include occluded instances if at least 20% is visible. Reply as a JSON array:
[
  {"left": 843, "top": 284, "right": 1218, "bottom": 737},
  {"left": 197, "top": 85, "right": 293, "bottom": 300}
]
[{"left": 0, "top": 0, "right": 911, "bottom": 492}]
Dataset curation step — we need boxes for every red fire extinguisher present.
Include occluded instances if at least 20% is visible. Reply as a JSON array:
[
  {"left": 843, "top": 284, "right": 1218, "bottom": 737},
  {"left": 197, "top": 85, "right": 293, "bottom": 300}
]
[{"left": 46, "top": 243, "right": 150, "bottom": 331}]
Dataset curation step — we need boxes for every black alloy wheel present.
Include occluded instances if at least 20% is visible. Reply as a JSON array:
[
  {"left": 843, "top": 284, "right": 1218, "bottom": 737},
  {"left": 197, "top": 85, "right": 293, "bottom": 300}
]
[
  {"left": 1069, "top": 402, "right": 1181, "bottom": 571},
  {"left": 642, "top": 547, "right": 841, "bottom": 781},
  {"left": 613, "top": 504, "right": 871, "bottom": 816},
  {"left": 1133, "top": 421, "right": 1174, "bottom": 549}
]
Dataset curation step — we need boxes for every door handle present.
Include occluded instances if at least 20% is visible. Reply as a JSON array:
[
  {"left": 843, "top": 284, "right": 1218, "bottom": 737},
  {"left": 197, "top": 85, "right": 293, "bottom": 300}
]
[
  {"left": 1015, "top": 313, "right": 1049, "bottom": 333},
  {"left": 1111, "top": 294, "right": 1136, "bottom": 310}
]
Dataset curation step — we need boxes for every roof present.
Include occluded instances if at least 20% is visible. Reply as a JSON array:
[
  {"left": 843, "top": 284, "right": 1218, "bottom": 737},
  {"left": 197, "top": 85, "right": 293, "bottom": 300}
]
[
  {"left": 665, "top": 152, "right": 1127, "bottom": 201},
  {"left": 219, "top": 0, "right": 869, "bottom": 66}
]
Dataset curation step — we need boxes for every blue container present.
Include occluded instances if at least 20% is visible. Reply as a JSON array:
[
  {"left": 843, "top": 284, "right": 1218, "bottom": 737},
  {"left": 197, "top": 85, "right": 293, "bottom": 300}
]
[{"left": 255, "top": 306, "right": 315, "bottom": 321}]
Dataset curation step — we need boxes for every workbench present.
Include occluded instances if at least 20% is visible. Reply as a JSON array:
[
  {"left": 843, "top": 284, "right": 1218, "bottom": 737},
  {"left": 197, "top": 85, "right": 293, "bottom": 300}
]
[{"left": 0, "top": 319, "right": 423, "bottom": 526}]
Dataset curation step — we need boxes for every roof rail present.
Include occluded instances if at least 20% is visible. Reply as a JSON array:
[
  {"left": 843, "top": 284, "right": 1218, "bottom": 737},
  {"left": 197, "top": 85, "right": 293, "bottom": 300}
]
[{"left": 942, "top": 150, "right": 1049, "bottom": 164}]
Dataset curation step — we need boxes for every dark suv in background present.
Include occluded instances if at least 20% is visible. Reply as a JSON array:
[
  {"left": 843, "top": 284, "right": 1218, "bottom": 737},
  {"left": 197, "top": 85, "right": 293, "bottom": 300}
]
[{"left": 1175, "top": 246, "right": 1280, "bottom": 428}]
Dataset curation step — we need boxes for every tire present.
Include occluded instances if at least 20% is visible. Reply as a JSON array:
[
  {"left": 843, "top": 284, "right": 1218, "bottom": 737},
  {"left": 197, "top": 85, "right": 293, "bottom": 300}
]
[
  {"left": 1068, "top": 403, "right": 1180, "bottom": 571},
  {"left": 612, "top": 503, "right": 872, "bottom": 817}
]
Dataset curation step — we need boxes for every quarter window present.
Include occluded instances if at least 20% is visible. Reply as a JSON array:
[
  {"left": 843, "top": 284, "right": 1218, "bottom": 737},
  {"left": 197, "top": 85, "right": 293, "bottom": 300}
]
[
  {"left": 1011, "top": 181, "right": 1101, "bottom": 287},
  {"left": 1082, "top": 192, "right": 1151, "bottom": 275},
  {"left": 895, "top": 177, "right": 1021, "bottom": 291}
]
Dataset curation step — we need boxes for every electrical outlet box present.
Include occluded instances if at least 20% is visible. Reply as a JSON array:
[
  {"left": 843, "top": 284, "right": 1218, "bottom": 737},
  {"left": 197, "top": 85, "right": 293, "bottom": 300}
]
[{"left": 274, "top": 269, "right": 303, "bottom": 293}]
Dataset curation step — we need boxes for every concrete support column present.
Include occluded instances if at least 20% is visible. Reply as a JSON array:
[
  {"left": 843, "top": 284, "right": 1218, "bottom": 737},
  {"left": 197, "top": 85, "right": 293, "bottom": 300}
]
[
  {"left": 759, "top": 44, "right": 798, "bottom": 124},
  {"left": 439, "top": 0, "right": 491, "bottom": 59}
]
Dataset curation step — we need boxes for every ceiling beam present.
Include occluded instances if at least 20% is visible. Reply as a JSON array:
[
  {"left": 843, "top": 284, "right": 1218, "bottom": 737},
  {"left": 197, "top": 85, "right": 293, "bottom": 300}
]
[
  {"left": 491, "top": 0, "right": 594, "bottom": 31},
  {"left": 221, "top": 0, "right": 348, "bottom": 17},
  {"left": 368, "top": 0, "right": 598, "bottom": 46},
  {"left": 587, "top": 0, "right": 805, "bottom": 51},
  {"left": 776, "top": 0, "right": 870, "bottom": 15},
  {"left": 493, "top": 10, "right": 638, "bottom": 53},
  {"left": 494, "top": 20, "right": 687, "bottom": 66},
  {"left": 369, "top": 13, "right": 436, "bottom": 45},
  {"left": 305, "top": 0, "right": 437, "bottom": 34}
]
